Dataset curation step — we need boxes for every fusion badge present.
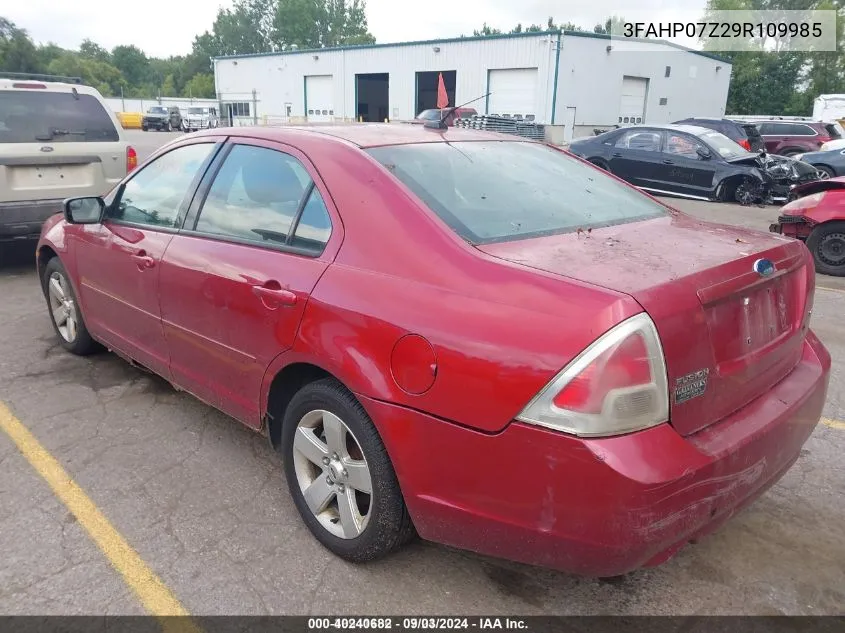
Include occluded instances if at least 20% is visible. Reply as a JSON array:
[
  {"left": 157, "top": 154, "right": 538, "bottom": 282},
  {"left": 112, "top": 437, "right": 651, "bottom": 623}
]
[{"left": 674, "top": 369, "right": 710, "bottom": 404}]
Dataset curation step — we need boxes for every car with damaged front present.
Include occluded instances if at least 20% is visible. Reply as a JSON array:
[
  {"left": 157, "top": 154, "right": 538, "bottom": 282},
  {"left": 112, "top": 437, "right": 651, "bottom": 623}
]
[
  {"left": 36, "top": 124, "right": 830, "bottom": 577},
  {"left": 771, "top": 176, "right": 845, "bottom": 276},
  {"left": 568, "top": 124, "right": 822, "bottom": 204}
]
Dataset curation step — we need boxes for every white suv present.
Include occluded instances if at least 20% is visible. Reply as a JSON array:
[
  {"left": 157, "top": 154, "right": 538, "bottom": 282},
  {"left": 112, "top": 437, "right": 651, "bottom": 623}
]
[
  {"left": 183, "top": 106, "right": 220, "bottom": 132},
  {"left": 0, "top": 75, "right": 135, "bottom": 242}
]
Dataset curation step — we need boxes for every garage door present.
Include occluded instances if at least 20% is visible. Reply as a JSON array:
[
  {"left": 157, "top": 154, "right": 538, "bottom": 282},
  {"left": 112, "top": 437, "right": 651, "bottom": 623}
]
[
  {"left": 619, "top": 76, "right": 648, "bottom": 125},
  {"left": 488, "top": 68, "right": 538, "bottom": 119},
  {"left": 305, "top": 75, "right": 333, "bottom": 122}
]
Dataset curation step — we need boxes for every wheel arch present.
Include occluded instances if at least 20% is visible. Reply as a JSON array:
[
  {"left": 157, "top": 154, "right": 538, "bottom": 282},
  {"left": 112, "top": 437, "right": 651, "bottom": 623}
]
[{"left": 716, "top": 173, "right": 754, "bottom": 202}]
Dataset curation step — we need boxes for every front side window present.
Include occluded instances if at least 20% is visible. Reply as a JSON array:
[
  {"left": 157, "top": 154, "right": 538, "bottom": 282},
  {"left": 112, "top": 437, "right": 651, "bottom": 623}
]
[
  {"left": 195, "top": 145, "right": 313, "bottom": 247},
  {"left": 108, "top": 143, "right": 214, "bottom": 228},
  {"left": 615, "top": 129, "right": 661, "bottom": 152},
  {"left": 697, "top": 130, "right": 748, "bottom": 159},
  {"left": 367, "top": 141, "right": 668, "bottom": 244},
  {"left": 665, "top": 133, "right": 706, "bottom": 159}
]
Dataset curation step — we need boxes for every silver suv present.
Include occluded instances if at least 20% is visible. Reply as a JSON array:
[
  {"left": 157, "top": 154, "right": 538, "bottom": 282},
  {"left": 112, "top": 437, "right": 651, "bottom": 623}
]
[
  {"left": 0, "top": 74, "right": 134, "bottom": 242},
  {"left": 183, "top": 106, "right": 220, "bottom": 132}
]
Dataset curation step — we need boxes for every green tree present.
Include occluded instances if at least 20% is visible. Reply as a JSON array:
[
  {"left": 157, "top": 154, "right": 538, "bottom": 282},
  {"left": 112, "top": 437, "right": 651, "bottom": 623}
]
[
  {"left": 0, "top": 17, "right": 39, "bottom": 72},
  {"left": 111, "top": 44, "right": 150, "bottom": 87},
  {"left": 183, "top": 72, "right": 215, "bottom": 98},
  {"left": 272, "top": 0, "right": 375, "bottom": 49},
  {"left": 79, "top": 39, "right": 111, "bottom": 63}
]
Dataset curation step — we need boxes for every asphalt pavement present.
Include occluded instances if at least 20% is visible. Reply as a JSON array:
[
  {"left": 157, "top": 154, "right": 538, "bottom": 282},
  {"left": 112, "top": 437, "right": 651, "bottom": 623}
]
[{"left": 0, "top": 130, "right": 843, "bottom": 616}]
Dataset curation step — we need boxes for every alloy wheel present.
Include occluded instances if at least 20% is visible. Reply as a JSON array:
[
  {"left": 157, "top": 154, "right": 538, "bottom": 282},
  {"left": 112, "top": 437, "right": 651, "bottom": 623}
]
[
  {"left": 292, "top": 409, "right": 373, "bottom": 539},
  {"left": 48, "top": 272, "right": 78, "bottom": 343}
]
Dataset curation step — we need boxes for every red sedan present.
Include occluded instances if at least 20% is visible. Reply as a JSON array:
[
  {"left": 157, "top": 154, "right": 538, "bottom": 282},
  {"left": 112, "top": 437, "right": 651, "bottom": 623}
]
[
  {"left": 37, "top": 125, "right": 830, "bottom": 577},
  {"left": 771, "top": 177, "right": 845, "bottom": 276}
]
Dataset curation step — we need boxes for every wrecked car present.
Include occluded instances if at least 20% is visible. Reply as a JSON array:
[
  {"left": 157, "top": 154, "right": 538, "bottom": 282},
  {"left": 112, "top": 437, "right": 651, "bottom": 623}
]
[
  {"left": 771, "top": 176, "right": 845, "bottom": 276},
  {"left": 568, "top": 124, "right": 823, "bottom": 205}
]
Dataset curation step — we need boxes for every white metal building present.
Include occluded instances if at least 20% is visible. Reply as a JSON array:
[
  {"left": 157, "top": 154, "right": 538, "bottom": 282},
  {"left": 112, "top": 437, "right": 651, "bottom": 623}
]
[{"left": 212, "top": 30, "right": 732, "bottom": 140}]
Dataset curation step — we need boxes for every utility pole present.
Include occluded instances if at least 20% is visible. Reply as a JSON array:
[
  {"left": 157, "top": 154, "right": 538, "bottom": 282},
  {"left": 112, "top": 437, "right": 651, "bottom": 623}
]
[{"left": 252, "top": 89, "right": 258, "bottom": 126}]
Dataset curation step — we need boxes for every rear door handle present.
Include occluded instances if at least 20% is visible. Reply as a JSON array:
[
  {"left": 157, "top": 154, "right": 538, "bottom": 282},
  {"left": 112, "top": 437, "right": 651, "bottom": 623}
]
[
  {"left": 131, "top": 252, "right": 155, "bottom": 270},
  {"left": 252, "top": 284, "right": 298, "bottom": 307},
  {"left": 662, "top": 159, "right": 674, "bottom": 164},
  {"left": 612, "top": 152, "right": 622, "bottom": 157}
]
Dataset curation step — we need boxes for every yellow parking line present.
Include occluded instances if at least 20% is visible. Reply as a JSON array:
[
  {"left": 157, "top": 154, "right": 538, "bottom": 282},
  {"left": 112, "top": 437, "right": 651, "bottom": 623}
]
[
  {"left": 821, "top": 417, "right": 845, "bottom": 430},
  {"left": 0, "top": 401, "right": 200, "bottom": 630},
  {"left": 817, "top": 285, "right": 845, "bottom": 295}
]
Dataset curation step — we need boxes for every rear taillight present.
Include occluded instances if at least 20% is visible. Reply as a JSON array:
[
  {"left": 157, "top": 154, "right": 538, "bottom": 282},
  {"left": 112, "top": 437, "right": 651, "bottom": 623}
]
[
  {"left": 817, "top": 136, "right": 832, "bottom": 146},
  {"left": 517, "top": 313, "right": 669, "bottom": 437},
  {"left": 126, "top": 146, "right": 138, "bottom": 172},
  {"left": 12, "top": 82, "right": 46, "bottom": 89},
  {"left": 739, "top": 139, "right": 751, "bottom": 151}
]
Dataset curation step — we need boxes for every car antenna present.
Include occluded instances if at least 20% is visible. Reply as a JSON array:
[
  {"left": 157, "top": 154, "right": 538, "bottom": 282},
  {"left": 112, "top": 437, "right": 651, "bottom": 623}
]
[{"left": 425, "top": 93, "right": 490, "bottom": 130}]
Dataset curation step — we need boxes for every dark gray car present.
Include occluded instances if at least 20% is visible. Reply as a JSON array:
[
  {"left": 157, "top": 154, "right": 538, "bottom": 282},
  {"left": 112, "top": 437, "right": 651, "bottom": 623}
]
[
  {"left": 142, "top": 106, "right": 182, "bottom": 132},
  {"left": 795, "top": 148, "right": 845, "bottom": 178}
]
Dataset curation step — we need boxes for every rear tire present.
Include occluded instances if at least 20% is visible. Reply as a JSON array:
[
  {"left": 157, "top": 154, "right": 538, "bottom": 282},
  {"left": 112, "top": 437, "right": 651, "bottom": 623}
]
[
  {"left": 41, "top": 258, "right": 98, "bottom": 355},
  {"left": 782, "top": 149, "right": 804, "bottom": 157},
  {"left": 806, "top": 221, "right": 845, "bottom": 277},
  {"left": 280, "top": 378, "right": 415, "bottom": 563}
]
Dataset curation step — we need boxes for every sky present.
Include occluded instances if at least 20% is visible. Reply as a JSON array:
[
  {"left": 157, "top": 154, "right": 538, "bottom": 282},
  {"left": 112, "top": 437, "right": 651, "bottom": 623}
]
[{"left": 4, "top": 0, "right": 708, "bottom": 58}]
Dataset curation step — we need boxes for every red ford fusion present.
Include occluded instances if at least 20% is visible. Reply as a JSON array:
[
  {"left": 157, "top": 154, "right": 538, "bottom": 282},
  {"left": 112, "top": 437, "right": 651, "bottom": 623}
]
[{"left": 36, "top": 124, "right": 830, "bottom": 577}]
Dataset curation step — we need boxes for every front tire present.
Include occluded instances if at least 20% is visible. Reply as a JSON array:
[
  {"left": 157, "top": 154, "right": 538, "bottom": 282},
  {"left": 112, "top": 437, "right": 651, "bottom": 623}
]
[
  {"left": 281, "top": 378, "right": 415, "bottom": 563},
  {"left": 806, "top": 221, "right": 845, "bottom": 277},
  {"left": 167, "top": 121, "right": 173, "bottom": 132},
  {"left": 816, "top": 165, "right": 835, "bottom": 179},
  {"left": 41, "top": 258, "right": 98, "bottom": 355}
]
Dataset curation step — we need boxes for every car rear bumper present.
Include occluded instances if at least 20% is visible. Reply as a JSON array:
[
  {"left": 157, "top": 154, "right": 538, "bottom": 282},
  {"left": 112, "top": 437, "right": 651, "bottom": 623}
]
[
  {"left": 365, "top": 331, "right": 830, "bottom": 577},
  {"left": 0, "top": 200, "right": 63, "bottom": 240}
]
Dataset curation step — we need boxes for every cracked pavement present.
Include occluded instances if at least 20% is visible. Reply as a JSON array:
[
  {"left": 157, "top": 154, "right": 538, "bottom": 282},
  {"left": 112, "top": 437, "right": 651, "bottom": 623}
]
[{"left": 0, "top": 132, "right": 843, "bottom": 615}]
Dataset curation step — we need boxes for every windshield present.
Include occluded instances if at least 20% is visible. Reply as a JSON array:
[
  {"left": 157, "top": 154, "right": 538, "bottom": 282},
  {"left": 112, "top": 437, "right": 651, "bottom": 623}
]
[
  {"left": 188, "top": 107, "right": 206, "bottom": 115},
  {"left": 148, "top": 106, "right": 167, "bottom": 114},
  {"left": 0, "top": 90, "right": 119, "bottom": 143},
  {"left": 367, "top": 142, "right": 669, "bottom": 244},
  {"left": 697, "top": 130, "right": 751, "bottom": 159},
  {"left": 416, "top": 109, "right": 441, "bottom": 121}
]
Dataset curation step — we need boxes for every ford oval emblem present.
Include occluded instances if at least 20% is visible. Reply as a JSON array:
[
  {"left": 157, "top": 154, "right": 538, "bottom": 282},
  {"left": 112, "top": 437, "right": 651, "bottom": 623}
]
[
  {"left": 40, "top": 146, "right": 54, "bottom": 153},
  {"left": 753, "top": 258, "right": 775, "bottom": 277}
]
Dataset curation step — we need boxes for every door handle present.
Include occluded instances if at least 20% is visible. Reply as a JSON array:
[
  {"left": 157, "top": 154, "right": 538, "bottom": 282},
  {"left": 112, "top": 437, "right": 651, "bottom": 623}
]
[
  {"left": 612, "top": 152, "right": 622, "bottom": 157},
  {"left": 662, "top": 159, "right": 674, "bottom": 164},
  {"left": 131, "top": 251, "right": 155, "bottom": 270},
  {"left": 252, "top": 284, "right": 298, "bottom": 307}
]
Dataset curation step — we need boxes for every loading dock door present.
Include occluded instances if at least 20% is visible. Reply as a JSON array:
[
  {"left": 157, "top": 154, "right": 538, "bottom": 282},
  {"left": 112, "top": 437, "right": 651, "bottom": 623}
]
[
  {"left": 487, "top": 68, "right": 538, "bottom": 118},
  {"left": 305, "top": 75, "right": 333, "bottom": 122},
  {"left": 619, "top": 76, "right": 648, "bottom": 125}
]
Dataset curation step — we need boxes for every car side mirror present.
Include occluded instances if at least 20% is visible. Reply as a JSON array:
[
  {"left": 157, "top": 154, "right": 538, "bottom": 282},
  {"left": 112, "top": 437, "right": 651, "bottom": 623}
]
[
  {"left": 64, "top": 197, "right": 105, "bottom": 224},
  {"left": 696, "top": 147, "right": 712, "bottom": 160}
]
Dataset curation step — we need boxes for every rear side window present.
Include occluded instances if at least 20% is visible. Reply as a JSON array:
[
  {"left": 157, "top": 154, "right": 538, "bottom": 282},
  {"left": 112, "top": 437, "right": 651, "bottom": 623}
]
[
  {"left": 367, "top": 141, "right": 668, "bottom": 244},
  {"left": 0, "top": 90, "right": 119, "bottom": 143},
  {"left": 195, "top": 144, "right": 332, "bottom": 254},
  {"left": 615, "top": 129, "right": 661, "bottom": 152}
]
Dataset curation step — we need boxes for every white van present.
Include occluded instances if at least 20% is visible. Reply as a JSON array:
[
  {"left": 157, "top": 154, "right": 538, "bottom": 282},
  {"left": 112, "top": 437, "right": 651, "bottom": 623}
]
[{"left": 183, "top": 106, "right": 220, "bottom": 132}]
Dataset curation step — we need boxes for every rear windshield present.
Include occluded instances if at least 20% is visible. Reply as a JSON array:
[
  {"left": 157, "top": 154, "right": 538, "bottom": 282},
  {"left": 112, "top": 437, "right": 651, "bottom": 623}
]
[
  {"left": 0, "top": 90, "right": 119, "bottom": 143},
  {"left": 824, "top": 123, "right": 842, "bottom": 139},
  {"left": 416, "top": 110, "right": 441, "bottom": 121},
  {"left": 741, "top": 124, "right": 762, "bottom": 138},
  {"left": 367, "top": 141, "right": 668, "bottom": 244}
]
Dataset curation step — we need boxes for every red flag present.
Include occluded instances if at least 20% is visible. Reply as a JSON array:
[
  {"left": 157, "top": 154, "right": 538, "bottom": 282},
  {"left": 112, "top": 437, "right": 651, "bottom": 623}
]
[{"left": 436, "top": 72, "right": 449, "bottom": 109}]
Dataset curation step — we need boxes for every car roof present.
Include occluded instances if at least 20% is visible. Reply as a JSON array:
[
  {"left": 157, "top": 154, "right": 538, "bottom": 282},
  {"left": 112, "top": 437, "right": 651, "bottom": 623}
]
[
  {"left": 196, "top": 123, "right": 527, "bottom": 148},
  {"left": 619, "top": 123, "right": 715, "bottom": 136}
]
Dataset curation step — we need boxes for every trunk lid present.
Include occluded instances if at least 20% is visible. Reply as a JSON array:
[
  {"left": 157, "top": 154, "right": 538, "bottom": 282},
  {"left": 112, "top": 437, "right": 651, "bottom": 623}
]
[{"left": 477, "top": 214, "right": 813, "bottom": 436}]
